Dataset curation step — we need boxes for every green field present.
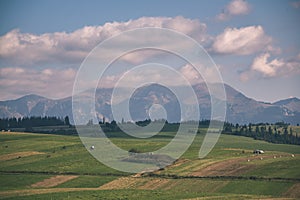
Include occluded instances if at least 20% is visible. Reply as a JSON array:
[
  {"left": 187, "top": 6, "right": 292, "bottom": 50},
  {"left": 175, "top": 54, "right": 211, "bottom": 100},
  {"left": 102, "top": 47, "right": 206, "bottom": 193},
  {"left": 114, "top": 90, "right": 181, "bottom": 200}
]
[{"left": 0, "top": 131, "right": 299, "bottom": 199}]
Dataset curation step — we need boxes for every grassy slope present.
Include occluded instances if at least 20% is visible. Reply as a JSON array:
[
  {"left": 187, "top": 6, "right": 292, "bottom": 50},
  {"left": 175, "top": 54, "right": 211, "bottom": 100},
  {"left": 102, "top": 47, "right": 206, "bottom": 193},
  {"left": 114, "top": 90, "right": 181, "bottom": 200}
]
[
  {"left": 0, "top": 132, "right": 299, "bottom": 199},
  {"left": 0, "top": 133, "right": 125, "bottom": 175}
]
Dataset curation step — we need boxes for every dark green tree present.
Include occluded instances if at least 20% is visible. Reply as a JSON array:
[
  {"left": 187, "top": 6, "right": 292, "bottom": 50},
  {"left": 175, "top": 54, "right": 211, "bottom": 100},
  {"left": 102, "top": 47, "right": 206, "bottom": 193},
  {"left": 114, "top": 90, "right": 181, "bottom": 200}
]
[
  {"left": 64, "top": 116, "right": 70, "bottom": 126},
  {"left": 248, "top": 123, "right": 252, "bottom": 133},
  {"left": 268, "top": 126, "right": 273, "bottom": 135}
]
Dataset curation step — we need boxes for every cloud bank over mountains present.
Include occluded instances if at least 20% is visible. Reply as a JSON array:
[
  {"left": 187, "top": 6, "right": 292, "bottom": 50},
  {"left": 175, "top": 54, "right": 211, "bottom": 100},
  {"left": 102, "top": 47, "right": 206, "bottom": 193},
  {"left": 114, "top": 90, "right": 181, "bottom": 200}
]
[{"left": 0, "top": 0, "right": 299, "bottom": 101}]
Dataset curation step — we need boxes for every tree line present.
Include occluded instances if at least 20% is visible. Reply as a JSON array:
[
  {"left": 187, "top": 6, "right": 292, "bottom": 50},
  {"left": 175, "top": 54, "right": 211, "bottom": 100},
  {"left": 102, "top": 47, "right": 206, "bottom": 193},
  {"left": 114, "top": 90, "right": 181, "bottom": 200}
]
[
  {"left": 1, "top": 116, "right": 299, "bottom": 145},
  {"left": 0, "top": 116, "right": 70, "bottom": 130},
  {"left": 222, "top": 121, "right": 300, "bottom": 145},
  {"left": 98, "top": 119, "right": 300, "bottom": 145}
]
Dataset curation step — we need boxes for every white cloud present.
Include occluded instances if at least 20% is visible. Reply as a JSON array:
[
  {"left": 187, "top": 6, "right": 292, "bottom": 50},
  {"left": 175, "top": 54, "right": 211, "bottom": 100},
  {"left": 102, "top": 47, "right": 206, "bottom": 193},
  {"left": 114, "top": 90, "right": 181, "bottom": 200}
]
[
  {"left": 0, "top": 63, "right": 208, "bottom": 100},
  {"left": 120, "top": 49, "right": 162, "bottom": 64},
  {"left": 0, "top": 67, "right": 76, "bottom": 100},
  {"left": 0, "top": 67, "right": 25, "bottom": 76},
  {"left": 97, "top": 63, "right": 215, "bottom": 91},
  {"left": 180, "top": 64, "right": 202, "bottom": 84},
  {"left": 240, "top": 53, "right": 300, "bottom": 81},
  {"left": 179, "top": 63, "right": 223, "bottom": 84},
  {"left": 42, "top": 69, "right": 53, "bottom": 76},
  {"left": 211, "top": 26, "right": 275, "bottom": 55},
  {"left": 0, "top": 16, "right": 208, "bottom": 67},
  {"left": 0, "top": 16, "right": 211, "bottom": 100},
  {"left": 251, "top": 53, "right": 282, "bottom": 77},
  {"left": 217, "top": 0, "right": 251, "bottom": 21},
  {"left": 227, "top": 0, "right": 251, "bottom": 15}
]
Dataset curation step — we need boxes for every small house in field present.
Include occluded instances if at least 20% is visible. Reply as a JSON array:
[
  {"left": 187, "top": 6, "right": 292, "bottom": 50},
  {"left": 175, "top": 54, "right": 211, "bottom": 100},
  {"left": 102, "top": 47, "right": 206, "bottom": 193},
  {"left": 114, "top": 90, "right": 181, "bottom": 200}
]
[{"left": 253, "top": 149, "right": 264, "bottom": 154}]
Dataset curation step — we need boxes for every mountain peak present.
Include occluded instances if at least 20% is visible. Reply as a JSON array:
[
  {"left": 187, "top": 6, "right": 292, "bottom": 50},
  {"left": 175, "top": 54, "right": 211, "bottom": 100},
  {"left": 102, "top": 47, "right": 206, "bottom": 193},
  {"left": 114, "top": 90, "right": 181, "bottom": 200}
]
[
  {"left": 0, "top": 84, "right": 299, "bottom": 124},
  {"left": 273, "top": 97, "right": 300, "bottom": 114},
  {"left": 18, "top": 94, "right": 46, "bottom": 101},
  {"left": 274, "top": 97, "right": 300, "bottom": 105}
]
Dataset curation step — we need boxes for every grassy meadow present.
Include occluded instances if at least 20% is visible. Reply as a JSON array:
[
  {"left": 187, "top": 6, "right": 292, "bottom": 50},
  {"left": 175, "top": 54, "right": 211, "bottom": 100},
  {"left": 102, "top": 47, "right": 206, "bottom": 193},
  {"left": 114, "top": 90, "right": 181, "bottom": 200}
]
[{"left": 0, "top": 129, "right": 299, "bottom": 199}]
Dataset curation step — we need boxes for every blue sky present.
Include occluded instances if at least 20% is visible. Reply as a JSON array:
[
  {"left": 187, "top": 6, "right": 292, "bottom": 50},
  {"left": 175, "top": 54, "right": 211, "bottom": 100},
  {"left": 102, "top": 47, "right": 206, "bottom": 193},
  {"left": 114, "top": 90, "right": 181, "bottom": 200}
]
[{"left": 0, "top": 0, "right": 299, "bottom": 102}]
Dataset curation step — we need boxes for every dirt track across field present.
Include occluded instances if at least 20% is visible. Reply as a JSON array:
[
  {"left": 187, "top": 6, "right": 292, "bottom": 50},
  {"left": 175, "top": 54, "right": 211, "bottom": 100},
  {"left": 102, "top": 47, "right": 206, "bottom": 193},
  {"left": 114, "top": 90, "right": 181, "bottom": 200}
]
[
  {"left": 99, "top": 177, "right": 170, "bottom": 190},
  {"left": 191, "top": 154, "right": 293, "bottom": 176},
  {"left": 138, "top": 178, "right": 170, "bottom": 190},
  {"left": 191, "top": 157, "right": 255, "bottom": 176},
  {"left": 0, "top": 151, "right": 45, "bottom": 161},
  {"left": 283, "top": 182, "right": 300, "bottom": 198},
  {"left": 0, "top": 173, "right": 298, "bottom": 199},
  {"left": 31, "top": 175, "right": 78, "bottom": 188},
  {"left": 99, "top": 177, "right": 138, "bottom": 190}
]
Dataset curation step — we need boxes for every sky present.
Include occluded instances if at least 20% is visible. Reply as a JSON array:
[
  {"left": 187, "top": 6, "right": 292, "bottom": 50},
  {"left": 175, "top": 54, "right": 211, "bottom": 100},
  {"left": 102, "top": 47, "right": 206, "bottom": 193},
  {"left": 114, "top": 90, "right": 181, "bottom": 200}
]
[{"left": 0, "top": 0, "right": 300, "bottom": 103}]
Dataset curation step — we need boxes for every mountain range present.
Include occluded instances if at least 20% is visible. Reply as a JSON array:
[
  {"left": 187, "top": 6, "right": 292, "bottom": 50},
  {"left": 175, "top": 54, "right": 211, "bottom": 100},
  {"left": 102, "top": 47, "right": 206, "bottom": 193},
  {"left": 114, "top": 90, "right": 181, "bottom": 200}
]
[{"left": 0, "top": 83, "right": 299, "bottom": 125}]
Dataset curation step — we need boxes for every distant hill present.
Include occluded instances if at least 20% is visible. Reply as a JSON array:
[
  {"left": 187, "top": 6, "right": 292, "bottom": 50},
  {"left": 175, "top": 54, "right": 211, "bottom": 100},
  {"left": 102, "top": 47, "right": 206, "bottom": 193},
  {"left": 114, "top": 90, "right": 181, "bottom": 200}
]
[{"left": 0, "top": 83, "right": 299, "bottom": 124}]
